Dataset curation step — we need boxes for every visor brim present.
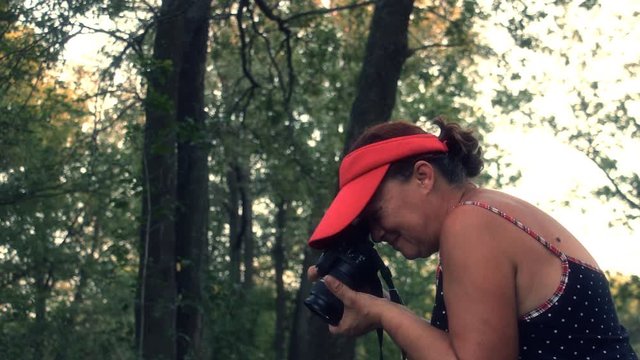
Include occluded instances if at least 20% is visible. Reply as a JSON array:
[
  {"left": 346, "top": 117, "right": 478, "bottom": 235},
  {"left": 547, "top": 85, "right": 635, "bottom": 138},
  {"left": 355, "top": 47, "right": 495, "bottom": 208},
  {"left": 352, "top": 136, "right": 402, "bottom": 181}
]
[{"left": 308, "top": 164, "right": 389, "bottom": 249}]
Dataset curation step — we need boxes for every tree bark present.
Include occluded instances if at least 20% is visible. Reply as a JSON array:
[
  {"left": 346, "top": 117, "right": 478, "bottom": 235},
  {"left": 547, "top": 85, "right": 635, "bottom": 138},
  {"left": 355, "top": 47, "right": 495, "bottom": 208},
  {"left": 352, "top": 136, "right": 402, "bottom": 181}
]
[
  {"left": 344, "top": 0, "right": 415, "bottom": 153},
  {"left": 136, "top": 0, "right": 184, "bottom": 358},
  {"left": 175, "top": 1, "right": 212, "bottom": 359},
  {"left": 290, "top": 1, "right": 415, "bottom": 359},
  {"left": 226, "top": 159, "right": 255, "bottom": 288},
  {"left": 239, "top": 163, "right": 255, "bottom": 290},
  {"left": 55, "top": 215, "right": 99, "bottom": 360},
  {"left": 274, "top": 199, "right": 288, "bottom": 360},
  {"left": 32, "top": 272, "right": 49, "bottom": 360},
  {"left": 226, "top": 163, "right": 242, "bottom": 284},
  {"left": 288, "top": 245, "right": 332, "bottom": 360}
]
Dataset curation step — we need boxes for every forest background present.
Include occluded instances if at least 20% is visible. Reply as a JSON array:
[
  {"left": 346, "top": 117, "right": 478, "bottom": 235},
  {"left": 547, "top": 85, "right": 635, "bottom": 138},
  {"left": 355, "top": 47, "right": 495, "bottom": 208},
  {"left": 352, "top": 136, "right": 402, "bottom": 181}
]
[{"left": 0, "top": 0, "right": 638, "bottom": 359}]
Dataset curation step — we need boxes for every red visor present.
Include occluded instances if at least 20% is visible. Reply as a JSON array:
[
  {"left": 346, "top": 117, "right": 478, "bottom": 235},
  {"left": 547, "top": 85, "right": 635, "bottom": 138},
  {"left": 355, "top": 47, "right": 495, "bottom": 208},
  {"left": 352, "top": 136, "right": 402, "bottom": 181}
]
[{"left": 308, "top": 134, "right": 448, "bottom": 248}]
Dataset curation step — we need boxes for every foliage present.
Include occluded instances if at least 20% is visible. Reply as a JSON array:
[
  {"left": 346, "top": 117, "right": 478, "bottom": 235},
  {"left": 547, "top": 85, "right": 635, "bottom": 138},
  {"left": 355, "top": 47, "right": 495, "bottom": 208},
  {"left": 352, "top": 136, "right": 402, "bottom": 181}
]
[
  {"left": 1, "top": 0, "right": 638, "bottom": 359},
  {"left": 608, "top": 273, "right": 640, "bottom": 353},
  {"left": 476, "top": 0, "right": 640, "bottom": 228},
  {"left": 1, "top": 4, "right": 141, "bottom": 359},
  {"left": 204, "top": 1, "right": 497, "bottom": 356},
  {"left": 0, "top": 77, "right": 140, "bottom": 359},
  {"left": 355, "top": 247, "right": 439, "bottom": 359}
]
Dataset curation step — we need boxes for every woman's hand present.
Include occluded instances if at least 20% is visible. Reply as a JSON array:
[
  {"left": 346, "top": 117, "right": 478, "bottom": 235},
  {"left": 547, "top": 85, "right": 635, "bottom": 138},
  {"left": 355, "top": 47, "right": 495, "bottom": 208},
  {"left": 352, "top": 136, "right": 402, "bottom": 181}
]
[
  {"left": 307, "top": 265, "right": 320, "bottom": 281},
  {"left": 307, "top": 265, "right": 391, "bottom": 299},
  {"left": 307, "top": 266, "right": 388, "bottom": 336},
  {"left": 322, "top": 275, "right": 386, "bottom": 337}
]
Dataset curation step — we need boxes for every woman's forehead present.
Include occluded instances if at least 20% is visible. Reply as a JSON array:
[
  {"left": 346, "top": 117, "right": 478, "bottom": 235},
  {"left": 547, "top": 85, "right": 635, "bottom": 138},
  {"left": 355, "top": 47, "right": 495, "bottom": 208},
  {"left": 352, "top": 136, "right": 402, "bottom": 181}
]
[
  {"left": 359, "top": 188, "right": 385, "bottom": 223},
  {"left": 361, "top": 177, "right": 410, "bottom": 217}
]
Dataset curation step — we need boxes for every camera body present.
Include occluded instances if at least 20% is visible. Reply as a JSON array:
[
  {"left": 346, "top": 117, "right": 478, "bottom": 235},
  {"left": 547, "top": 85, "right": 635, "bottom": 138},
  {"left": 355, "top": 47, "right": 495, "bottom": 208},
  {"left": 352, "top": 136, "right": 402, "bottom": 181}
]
[{"left": 304, "top": 224, "right": 384, "bottom": 326}]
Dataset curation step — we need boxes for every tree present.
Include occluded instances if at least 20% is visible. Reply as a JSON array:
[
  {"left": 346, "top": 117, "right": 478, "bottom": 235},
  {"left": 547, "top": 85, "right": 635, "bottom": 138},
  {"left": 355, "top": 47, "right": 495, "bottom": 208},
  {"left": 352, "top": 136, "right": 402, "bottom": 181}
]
[
  {"left": 608, "top": 273, "right": 640, "bottom": 353},
  {"left": 477, "top": 0, "right": 640, "bottom": 227},
  {"left": 137, "top": 1, "right": 182, "bottom": 357},
  {"left": 290, "top": 1, "right": 415, "bottom": 359},
  {"left": 5, "top": 1, "right": 636, "bottom": 360},
  {"left": 1, "top": 4, "right": 141, "bottom": 359},
  {"left": 175, "top": 0, "right": 212, "bottom": 357},
  {"left": 136, "top": 0, "right": 212, "bottom": 359}
]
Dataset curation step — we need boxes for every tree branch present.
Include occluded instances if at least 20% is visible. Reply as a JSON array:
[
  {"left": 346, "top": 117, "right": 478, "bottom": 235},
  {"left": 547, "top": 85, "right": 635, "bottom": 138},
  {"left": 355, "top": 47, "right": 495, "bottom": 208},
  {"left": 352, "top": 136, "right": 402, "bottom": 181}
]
[
  {"left": 237, "top": 0, "right": 261, "bottom": 88},
  {"left": 284, "top": 1, "right": 375, "bottom": 23},
  {"left": 588, "top": 147, "right": 640, "bottom": 211},
  {"left": 254, "top": 0, "right": 294, "bottom": 106},
  {"left": 408, "top": 41, "right": 465, "bottom": 57},
  {"left": 250, "top": 7, "right": 288, "bottom": 101}
]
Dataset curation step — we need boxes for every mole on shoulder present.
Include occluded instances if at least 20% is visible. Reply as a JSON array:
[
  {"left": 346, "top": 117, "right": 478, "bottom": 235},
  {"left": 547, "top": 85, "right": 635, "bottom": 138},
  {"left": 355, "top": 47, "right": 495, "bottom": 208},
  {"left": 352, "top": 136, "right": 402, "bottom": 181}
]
[{"left": 555, "top": 237, "right": 562, "bottom": 243}]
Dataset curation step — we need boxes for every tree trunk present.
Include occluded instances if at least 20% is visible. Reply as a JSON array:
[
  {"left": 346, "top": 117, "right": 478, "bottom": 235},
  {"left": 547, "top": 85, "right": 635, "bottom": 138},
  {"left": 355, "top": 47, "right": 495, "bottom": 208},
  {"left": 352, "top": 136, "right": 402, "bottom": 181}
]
[
  {"left": 239, "top": 163, "right": 254, "bottom": 290},
  {"left": 226, "top": 163, "right": 242, "bottom": 284},
  {"left": 344, "top": 0, "right": 415, "bottom": 153},
  {"left": 226, "top": 159, "right": 254, "bottom": 289},
  {"left": 290, "top": 1, "right": 415, "bottom": 359},
  {"left": 175, "top": 1, "right": 212, "bottom": 359},
  {"left": 288, "top": 202, "right": 338, "bottom": 360},
  {"left": 32, "top": 272, "right": 49, "bottom": 360},
  {"left": 136, "top": 0, "right": 184, "bottom": 358},
  {"left": 289, "top": 244, "right": 343, "bottom": 360},
  {"left": 55, "top": 215, "right": 99, "bottom": 360},
  {"left": 274, "top": 199, "right": 288, "bottom": 360}
]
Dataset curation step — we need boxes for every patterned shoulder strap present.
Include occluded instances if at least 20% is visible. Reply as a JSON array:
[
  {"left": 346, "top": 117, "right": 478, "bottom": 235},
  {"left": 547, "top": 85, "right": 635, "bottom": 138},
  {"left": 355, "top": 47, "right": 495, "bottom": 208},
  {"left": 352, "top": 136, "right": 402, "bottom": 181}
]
[
  {"left": 456, "top": 201, "right": 568, "bottom": 261},
  {"left": 455, "top": 201, "right": 582, "bottom": 321}
]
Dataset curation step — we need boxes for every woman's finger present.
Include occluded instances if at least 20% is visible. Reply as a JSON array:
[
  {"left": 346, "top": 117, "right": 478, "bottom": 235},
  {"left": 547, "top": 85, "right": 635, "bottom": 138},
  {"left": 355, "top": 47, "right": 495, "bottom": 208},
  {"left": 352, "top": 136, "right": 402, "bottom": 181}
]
[
  {"left": 307, "top": 265, "right": 319, "bottom": 281},
  {"left": 328, "top": 324, "right": 340, "bottom": 335},
  {"left": 324, "top": 275, "right": 352, "bottom": 303}
]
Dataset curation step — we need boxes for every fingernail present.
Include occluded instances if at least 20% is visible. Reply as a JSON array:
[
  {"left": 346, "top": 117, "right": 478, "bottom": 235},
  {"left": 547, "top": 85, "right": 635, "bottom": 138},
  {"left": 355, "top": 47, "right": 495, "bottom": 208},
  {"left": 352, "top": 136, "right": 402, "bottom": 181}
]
[{"left": 324, "top": 275, "right": 335, "bottom": 287}]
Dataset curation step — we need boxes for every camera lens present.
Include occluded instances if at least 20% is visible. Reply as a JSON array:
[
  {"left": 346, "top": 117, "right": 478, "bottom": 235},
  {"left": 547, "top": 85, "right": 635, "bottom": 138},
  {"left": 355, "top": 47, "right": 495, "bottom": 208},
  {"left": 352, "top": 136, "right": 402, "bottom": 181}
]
[
  {"left": 304, "top": 280, "right": 343, "bottom": 326},
  {"left": 305, "top": 224, "right": 380, "bottom": 325},
  {"left": 304, "top": 257, "right": 365, "bottom": 325}
]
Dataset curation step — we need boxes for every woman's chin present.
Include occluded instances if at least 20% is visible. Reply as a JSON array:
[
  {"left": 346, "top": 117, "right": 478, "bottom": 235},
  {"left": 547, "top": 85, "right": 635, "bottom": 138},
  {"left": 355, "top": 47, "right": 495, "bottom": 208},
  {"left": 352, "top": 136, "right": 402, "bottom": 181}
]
[
  {"left": 398, "top": 247, "right": 420, "bottom": 260},
  {"left": 397, "top": 246, "right": 432, "bottom": 260}
]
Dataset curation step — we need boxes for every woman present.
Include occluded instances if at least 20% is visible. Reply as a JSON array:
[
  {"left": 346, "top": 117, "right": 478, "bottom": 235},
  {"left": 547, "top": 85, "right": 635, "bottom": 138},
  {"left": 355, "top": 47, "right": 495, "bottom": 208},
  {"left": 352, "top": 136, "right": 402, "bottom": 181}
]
[{"left": 307, "top": 118, "right": 637, "bottom": 359}]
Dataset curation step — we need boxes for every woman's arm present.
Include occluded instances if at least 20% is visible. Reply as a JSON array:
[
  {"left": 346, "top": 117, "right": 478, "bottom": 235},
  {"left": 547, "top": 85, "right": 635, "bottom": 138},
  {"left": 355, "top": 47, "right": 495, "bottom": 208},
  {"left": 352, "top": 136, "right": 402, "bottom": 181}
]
[
  {"left": 438, "top": 205, "right": 520, "bottom": 359},
  {"left": 323, "top": 206, "right": 520, "bottom": 359},
  {"left": 323, "top": 276, "right": 458, "bottom": 359}
]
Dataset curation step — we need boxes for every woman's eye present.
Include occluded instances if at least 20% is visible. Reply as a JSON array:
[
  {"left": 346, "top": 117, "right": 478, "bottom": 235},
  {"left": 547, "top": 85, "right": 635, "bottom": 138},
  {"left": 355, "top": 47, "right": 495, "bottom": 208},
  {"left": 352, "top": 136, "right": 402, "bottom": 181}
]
[{"left": 370, "top": 227, "right": 385, "bottom": 242}]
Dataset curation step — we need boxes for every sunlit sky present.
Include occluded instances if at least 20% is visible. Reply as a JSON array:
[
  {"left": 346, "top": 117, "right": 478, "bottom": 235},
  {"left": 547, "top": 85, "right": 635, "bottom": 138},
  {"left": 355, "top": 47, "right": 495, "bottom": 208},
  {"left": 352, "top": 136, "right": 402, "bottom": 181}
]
[
  {"left": 474, "top": 0, "right": 640, "bottom": 275},
  {"left": 489, "top": 127, "right": 640, "bottom": 275},
  {"left": 62, "top": 1, "right": 639, "bottom": 275}
]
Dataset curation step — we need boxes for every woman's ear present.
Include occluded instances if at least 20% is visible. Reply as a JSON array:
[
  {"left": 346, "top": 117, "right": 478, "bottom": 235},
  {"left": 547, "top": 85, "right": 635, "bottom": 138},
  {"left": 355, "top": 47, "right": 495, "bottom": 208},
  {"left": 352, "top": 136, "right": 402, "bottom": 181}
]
[{"left": 413, "top": 160, "right": 435, "bottom": 192}]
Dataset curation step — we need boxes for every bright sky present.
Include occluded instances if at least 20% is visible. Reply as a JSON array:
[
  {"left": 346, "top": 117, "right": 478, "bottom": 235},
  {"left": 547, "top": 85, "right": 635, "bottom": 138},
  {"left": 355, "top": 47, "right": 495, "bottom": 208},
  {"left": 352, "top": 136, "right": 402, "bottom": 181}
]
[
  {"left": 61, "top": 2, "right": 639, "bottom": 275},
  {"left": 488, "top": 127, "right": 640, "bottom": 275},
  {"left": 474, "top": 0, "right": 640, "bottom": 275}
]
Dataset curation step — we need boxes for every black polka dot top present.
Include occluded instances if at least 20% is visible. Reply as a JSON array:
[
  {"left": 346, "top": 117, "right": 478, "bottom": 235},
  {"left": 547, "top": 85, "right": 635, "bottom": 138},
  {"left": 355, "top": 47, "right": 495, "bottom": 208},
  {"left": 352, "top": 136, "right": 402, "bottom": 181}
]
[{"left": 430, "top": 201, "right": 638, "bottom": 360}]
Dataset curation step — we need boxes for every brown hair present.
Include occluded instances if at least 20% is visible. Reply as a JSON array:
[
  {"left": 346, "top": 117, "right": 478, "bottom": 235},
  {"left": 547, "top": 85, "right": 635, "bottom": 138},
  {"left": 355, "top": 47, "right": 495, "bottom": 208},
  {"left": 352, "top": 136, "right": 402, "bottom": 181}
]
[{"left": 348, "top": 117, "right": 483, "bottom": 184}]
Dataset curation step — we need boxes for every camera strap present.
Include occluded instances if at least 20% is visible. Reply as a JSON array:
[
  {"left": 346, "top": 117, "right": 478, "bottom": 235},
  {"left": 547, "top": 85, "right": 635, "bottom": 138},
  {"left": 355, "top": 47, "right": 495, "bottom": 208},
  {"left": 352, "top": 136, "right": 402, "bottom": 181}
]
[{"left": 374, "top": 255, "right": 407, "bottom": 360}]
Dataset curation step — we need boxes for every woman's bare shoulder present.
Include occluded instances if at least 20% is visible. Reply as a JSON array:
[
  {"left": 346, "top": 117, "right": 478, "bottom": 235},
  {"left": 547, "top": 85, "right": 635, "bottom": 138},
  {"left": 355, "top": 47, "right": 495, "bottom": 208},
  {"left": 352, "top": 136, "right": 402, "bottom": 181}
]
[{"left": 439, "top": 190, "right": 525, "bottom": 264}]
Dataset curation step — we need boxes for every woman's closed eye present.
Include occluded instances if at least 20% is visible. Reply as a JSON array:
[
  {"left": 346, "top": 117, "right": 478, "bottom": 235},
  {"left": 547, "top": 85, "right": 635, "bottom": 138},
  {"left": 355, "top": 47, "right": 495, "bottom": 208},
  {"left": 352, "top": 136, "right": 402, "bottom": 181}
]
[
  {"left": 383, "top": 231, "right": 401, "bottom": 244},
  {"left": 373, "top": 227, "right": 398, "bottom": 244},
  {"left": 370, "top": 227, "right": 384, "bottom": 243}
]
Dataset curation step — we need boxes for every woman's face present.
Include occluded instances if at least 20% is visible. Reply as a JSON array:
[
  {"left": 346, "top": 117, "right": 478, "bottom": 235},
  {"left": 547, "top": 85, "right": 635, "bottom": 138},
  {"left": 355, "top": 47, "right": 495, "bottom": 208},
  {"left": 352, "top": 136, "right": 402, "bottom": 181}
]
[{"left": 365, "top": 177, "right": 437, "bottom": 259}]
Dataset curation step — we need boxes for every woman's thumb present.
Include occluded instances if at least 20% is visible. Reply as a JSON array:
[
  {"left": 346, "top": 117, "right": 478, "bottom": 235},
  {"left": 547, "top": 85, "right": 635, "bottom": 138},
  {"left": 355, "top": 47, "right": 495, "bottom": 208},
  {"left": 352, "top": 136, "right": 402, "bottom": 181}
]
[{"left": 324, "top": 275, "right": 349, "bottom": 300}]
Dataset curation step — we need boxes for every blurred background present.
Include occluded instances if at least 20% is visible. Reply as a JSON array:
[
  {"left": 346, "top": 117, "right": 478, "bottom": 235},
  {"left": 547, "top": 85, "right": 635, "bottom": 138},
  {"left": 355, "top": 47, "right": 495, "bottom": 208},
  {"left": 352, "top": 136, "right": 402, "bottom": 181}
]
[{"left": 1, "top": 0, "right": 638, "bottom": 359}]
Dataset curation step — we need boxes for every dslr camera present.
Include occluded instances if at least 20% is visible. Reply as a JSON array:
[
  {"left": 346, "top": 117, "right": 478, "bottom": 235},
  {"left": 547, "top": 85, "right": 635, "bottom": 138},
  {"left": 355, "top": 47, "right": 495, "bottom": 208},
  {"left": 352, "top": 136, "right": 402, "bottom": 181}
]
[{"left": 304, "top": 224, "right": 402, "bottom": 326}]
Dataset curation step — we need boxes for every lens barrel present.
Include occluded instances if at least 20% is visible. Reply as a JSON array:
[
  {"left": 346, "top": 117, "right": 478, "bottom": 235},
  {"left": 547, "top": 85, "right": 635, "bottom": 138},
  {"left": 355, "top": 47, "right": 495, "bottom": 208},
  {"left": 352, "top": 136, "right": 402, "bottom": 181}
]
[
  {"left": 304, "top": 246, "right": 375, "bottom": 325},
  {"left": 304, "top": 280, "right": 343, "bottom": 325}
]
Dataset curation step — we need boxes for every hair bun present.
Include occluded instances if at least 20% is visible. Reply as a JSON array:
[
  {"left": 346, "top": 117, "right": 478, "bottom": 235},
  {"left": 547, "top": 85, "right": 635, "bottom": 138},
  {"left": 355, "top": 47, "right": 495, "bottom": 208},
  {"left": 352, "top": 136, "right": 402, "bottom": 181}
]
[{"left": 433, "top": 116, "right": 483, "bottom": 178}]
